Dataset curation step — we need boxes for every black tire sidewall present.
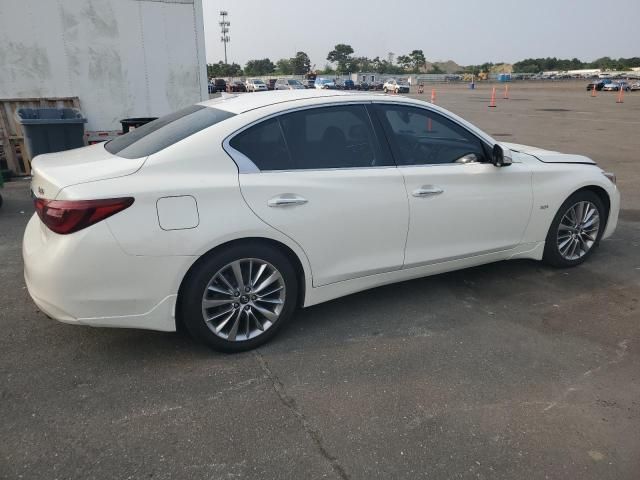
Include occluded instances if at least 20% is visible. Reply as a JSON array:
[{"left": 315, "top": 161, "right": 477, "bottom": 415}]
[
  {"left": 179, "top": 243, "right": 298, "bottom": 352},
  {"left": 543, "top": 191, "right": 606, "bottom": 268}
]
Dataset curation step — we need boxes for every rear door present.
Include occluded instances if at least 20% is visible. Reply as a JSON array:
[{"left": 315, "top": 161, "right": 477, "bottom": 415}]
[{"left": 230, "top": 103, "right": 409, "bottom": 287}]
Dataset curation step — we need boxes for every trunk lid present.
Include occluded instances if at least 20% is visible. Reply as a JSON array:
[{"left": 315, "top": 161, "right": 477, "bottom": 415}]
[{"left": 30, "top": 143, "right": 146, "bottom": 199}]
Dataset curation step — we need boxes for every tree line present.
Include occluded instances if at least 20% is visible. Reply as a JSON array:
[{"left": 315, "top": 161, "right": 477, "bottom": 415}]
[
  {"left": 512, "top": 57, "right": 640, "bottom": 73},
  {"left": 207, "top": 44, "right": 640, "bottom": 78}
]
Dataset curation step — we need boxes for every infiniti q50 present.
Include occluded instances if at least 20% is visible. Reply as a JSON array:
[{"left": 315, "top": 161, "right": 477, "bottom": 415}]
[{"left": 23, "top": 90, "right": 619, "bottom": 351}]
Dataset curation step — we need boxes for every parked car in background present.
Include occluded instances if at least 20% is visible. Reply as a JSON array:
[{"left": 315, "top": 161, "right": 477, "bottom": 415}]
[
  {"left": 211, "top": 79, "right": 226, "bottom": 93},
  {"left": 267, "top": 79, "right": 277, "bottom": 91},
  {"left": 383, "top": 79, "right": 410, "bottom": 94},
  {"left": 602, "top": 81, "right": 629, "bottom": 92},
  {"left": 245, "top": 79, "right": 268, "bottom": 92},
  {"left": 303, "top": 80, "right": 315, "bottom": 89},
  {"left": 629, "top": 82, "right": 640, "bottom": 91},
  {"left": 369, "top": 81, "right": 384, "bottom": 91},
  {"left": 356, "top": 82, "right": 369, "bottom": 91},
  {"left": 274, "top": 78, "right": 305, "bottom": 90},
  {"left": 226, "top": 81, "right": 247, "bottom": 93},
  {"left": 342, "top": 79, "right": 356, "bottom": 90},
  {"left": 586, "top": 79, "right": 612, "bottom": 91},
  {"left": 314, "top": 78, "right": 336, "bottom": 89},
  {"left": 24, "top": 90, "right": 619, "bottom": 352}
]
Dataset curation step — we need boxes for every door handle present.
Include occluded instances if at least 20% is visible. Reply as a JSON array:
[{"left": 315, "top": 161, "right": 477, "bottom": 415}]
[
  {"left": 267, "top": 194, "right": 308, "bottom": 207},
  {"left": 412, "top": 186, "right": 444, "bottom": 197}
]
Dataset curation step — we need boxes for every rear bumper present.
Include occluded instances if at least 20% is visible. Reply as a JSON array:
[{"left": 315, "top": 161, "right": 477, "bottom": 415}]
[{"left": 23, "top": 214, "right": 194, "bottom": 332}]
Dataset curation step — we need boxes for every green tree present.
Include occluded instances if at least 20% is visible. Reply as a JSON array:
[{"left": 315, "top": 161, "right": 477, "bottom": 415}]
[
  {"left": 351, "top": 56, "right": 373, "bottom": 72},
  {"left": 327, "top": 44, "right": 354, "bottom": 73},
  {"left": 396, "top": 55, "right": 412, "bottom": 71},
  {"left": 244, "top": 58, "right": 275, "bottom": 76},
  {"left": 321, "top": 63, "right": 336, "bottom": 75},
  {"left": 290, "top": 51, "right": 311, "bottom": 75},
  {"left": 409, "top": 50, "right": 426, "bottom": 72},
  {"left": 276, "top": 58, "right": 293, "bottom": 75},
  {"left": 207, "top": 62, "right": 243, "bottom": 78}
]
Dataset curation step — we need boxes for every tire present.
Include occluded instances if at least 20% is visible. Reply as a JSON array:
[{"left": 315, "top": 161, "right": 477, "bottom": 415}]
[
  {"left": 542, "top": 190, "right": 606, "bottom": 268},
  {"left": 383, "top": 87, "right": 388, "bottom": 93},
  {"left": 179, "top": 243, "right": 298, "bottom": 352}
]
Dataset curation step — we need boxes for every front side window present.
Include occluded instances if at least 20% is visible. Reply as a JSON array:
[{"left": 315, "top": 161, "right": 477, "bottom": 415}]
[
  {"left": 374, "top": 104, "right": 486, "bottom": 165},
  {"left": 228, "top": 105, "right": 392, "bottom": 171},
  {"left": 105, "top": 105, "right": 235, "bottom": 159}
]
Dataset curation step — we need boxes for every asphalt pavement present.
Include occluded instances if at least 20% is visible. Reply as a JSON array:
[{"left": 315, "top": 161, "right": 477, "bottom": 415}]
[{"left": 1, "top": 82, "right": 639, "bottom": 479}]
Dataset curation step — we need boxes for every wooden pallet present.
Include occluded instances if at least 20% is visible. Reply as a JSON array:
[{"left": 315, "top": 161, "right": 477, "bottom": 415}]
[{"left": 0, "top": 97, "right": 81, "bottom": 176}]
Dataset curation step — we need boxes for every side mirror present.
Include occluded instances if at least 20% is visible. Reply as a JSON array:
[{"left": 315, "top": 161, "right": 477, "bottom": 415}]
[{"left": 492, "top": 144, "right": 512, "bottom": 167}]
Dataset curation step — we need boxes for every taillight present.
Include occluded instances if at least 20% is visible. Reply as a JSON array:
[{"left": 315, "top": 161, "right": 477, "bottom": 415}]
[{"left": 34, "top": 197, "right": 134, "bottom": 234}]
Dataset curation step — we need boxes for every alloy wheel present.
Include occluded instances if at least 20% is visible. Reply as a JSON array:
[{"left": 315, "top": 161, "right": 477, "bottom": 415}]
[
  {"left": 201, "top": 258, "right": 286, "bottom": 342},
  {"left": 557, "top": 201, "right": 600, "bottom": 261}
]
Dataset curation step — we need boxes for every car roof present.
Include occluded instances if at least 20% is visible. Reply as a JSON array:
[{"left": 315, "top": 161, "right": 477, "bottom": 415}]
[
  {"left": 199, "top": 90, "right": 364, "bottom": 114},
  {"left": 198, "top": 90, "right": 497, "bottom": 145}
]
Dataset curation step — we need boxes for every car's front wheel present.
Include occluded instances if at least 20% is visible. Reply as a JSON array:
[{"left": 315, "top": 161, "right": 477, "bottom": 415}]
[
  {"left": 179, "top": 243, "right": 298, "bottom": 352},
  {"left": 543, "top": 191, "right": 606, "bottom": 268}
]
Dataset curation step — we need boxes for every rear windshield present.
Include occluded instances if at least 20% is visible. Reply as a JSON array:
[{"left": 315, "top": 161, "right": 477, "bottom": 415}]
[{"left": 105, "top": 105, "right": 235, "bottom": 159}]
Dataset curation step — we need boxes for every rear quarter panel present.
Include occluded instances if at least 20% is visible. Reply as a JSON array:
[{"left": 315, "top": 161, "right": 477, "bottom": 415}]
[{"left": 57, "top": 120, "right": 313, "bottom": 294}]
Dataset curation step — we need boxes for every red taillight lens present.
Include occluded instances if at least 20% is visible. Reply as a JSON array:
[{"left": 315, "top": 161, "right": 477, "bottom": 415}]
[{"left": 34, "top": 197, "right": 134, "bottom": 234}]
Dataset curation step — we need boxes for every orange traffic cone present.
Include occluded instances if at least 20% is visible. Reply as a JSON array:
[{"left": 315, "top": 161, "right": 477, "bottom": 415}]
[
  {"left": 488, "top": 87, "right": 497, "bottom": 107},
  {"left": 591, "top": 84, "right": 597, "bottom": 97},
  {"left": 616, "top": 85, "right": 624, "bottom": 103},
  {"left": 503, "top": 84, "right": 509, "bottom": 99},
  {"left": 431, "top": 88, "right": 436, "bottom": 104}
]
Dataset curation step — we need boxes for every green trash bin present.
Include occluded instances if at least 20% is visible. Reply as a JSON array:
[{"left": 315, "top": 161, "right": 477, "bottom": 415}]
[{"left": 16, "top": 107, "right": 87, "bottom": 158}]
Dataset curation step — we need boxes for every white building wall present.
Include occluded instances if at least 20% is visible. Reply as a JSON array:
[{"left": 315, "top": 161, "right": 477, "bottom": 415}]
[{"left": 0, "top": 0, "right": 207, "bottom": 132}]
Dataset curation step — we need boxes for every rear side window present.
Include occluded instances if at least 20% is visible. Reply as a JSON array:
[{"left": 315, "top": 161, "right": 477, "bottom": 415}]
[
  {"left": 228, "top": 105, "right": 391, "bottom": 171},
  {"left": 280, "top": 105, "right": 391, "bottom": 169},
  {"left": 229, "top": 119, "right": 292, "bottom": 170},
  {"left": 105, "top": 105, "right": 235, "bottom": 159}
]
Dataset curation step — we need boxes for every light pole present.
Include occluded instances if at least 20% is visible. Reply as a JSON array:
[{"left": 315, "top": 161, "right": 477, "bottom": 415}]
[{"left": 219, "top": 11, "right": 230, "bottom": 64}]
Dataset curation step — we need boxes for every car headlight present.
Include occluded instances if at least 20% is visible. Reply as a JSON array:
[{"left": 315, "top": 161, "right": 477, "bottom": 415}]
[{"left": 602, "top": 171, "right": 616, "bottom": 185}]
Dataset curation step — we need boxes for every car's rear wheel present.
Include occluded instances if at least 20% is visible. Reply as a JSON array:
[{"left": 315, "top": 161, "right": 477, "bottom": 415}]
[
  {"left": 543, "top": 191, "right": 606, "bottom": 268},
  {"left": 180, "top": 243, "right": 298, "bottom": 352}
]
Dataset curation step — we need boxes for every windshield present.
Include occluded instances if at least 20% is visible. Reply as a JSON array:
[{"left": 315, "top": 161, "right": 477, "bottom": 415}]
[
  {"left": 105, "top": 105, "right": 235, "bottom": 159},
  {"left": 288, "top": 80, "right": 302, "bottom": 85},
  {"left": 253, "top": 80, "right": 265, "bottom": 85}
]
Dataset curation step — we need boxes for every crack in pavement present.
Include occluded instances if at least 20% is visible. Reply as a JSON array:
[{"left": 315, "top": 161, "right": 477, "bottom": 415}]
[{"left": 253, "top": 351, "right": 350, "bottom": 480}]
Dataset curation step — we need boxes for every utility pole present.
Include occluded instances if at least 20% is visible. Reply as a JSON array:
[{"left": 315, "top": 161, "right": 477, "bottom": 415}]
[{"left": 219, "top": 11, "right": 230, "bottom": 64}]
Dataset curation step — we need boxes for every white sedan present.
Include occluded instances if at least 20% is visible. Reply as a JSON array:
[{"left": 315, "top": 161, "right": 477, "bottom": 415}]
[
  {"left": 24, "top": 90, "right": 620, "bottom": 352},
  {"left": 245, "top": 78, "right": 268, "bottom": 92}
]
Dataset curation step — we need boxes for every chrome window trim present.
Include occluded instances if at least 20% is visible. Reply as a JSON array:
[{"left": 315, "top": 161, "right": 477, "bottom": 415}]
[{"left": 222, "top": 101, "right": 391, "bottom": 174}]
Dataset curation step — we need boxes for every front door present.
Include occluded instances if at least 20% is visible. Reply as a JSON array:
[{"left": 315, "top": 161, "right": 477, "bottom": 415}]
[{"left": 373, "top": 103, "right": 533, "bottom": 267}]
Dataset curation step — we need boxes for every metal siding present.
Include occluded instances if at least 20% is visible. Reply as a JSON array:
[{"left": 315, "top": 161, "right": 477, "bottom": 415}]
[{"left": 0, "top": 0, "right": 206, "bottom": 131}]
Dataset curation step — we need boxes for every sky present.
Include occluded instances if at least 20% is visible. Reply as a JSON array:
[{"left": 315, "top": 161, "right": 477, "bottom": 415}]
[{"left": 202, "top": 0, "right": 639, "bottom": 68}]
